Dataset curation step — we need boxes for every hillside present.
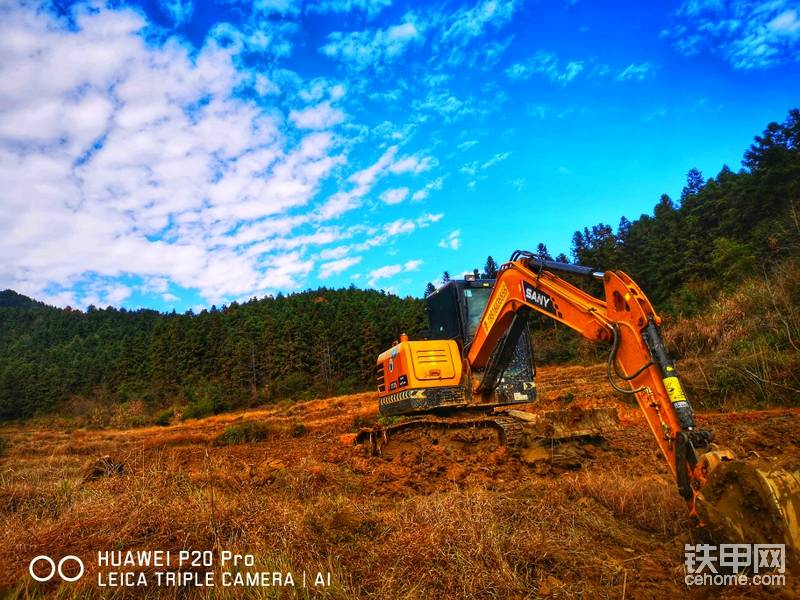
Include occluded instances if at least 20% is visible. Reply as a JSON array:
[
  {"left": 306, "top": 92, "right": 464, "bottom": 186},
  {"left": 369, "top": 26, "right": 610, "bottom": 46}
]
[
  {"left": 0, "top": 289, "right": 425, "bottom": 420},
  {"left": 0, "top": 290, "right": 46, "bottom": 310}
]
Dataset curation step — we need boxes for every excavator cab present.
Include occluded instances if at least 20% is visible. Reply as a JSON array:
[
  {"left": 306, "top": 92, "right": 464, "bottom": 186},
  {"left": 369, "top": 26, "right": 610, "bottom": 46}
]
[
  {"left": 426, "top": 278, "right": 536, "bottom": 404},
  {"left": 376, "top": 278, "right": 535, "bottom": 416}
]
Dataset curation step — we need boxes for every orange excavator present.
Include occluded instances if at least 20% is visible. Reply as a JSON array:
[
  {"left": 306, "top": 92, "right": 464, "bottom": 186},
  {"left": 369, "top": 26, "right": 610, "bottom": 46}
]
[{"left": 363, "top": 250, "right": 799, "bottom": 566}]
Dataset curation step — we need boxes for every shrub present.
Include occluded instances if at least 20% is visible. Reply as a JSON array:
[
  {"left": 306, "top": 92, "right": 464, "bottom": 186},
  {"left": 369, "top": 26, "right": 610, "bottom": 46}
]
[
  {"left": 182, "top": 397, "right": 215, "bottom": 421},
  {"left": 153, "top": 408, "right": 174, "bottom": 427},
  {"left": 215, "top": 421, "right": 273, "bottom": 445},
  {"left": 291, "top": 420, "right": 307, "bottom": 437}
]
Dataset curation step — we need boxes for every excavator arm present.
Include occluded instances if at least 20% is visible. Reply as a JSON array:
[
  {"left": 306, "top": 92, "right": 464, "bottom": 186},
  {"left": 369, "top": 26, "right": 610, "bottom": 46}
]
[
  {"left": 467, "top": 250, "right": 715, "bottom": 507},
  {"left": 466, "top": 250, "right": 800, "bottom": 557}
]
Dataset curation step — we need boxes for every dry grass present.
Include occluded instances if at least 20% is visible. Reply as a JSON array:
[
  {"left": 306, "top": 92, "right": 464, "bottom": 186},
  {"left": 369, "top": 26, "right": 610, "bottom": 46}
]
[
  {"left": 565, "top": 471, "right": 687, "bottom": 537},
  {"left": 0, "top": 389, "right": 795, "bottom": 600}
]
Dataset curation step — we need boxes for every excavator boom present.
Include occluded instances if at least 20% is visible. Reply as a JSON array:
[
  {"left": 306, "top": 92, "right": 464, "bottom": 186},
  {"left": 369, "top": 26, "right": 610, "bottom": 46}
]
[
  {"left": 467, "top": 251, "right": 799, "bottom": 563},
  {"left": 467, "top": 252, "right": 706, "bottom": 499}
]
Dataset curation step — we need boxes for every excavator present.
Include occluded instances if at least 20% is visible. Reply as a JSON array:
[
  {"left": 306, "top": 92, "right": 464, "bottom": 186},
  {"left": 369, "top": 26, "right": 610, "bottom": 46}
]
[{"left": 361, "top": 250, "right": 800, "bottom": 569}]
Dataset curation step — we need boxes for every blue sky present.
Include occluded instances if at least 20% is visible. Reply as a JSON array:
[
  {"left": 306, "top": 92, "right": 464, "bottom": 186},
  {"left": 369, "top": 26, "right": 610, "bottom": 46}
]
[{"left": 1, "top": 0, "right": 798, "bottom": 311}]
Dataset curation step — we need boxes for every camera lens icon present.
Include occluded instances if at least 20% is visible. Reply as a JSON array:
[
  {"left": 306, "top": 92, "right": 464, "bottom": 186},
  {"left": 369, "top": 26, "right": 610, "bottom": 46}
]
[{"left": 29, "top": 555, "right": 84, "bottom": 582}]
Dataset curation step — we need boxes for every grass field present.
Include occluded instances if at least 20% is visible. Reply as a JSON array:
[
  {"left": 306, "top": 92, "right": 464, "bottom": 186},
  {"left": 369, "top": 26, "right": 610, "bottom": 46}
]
[{"left": 1, "top": 365, "right": 799, "bottom": 599}]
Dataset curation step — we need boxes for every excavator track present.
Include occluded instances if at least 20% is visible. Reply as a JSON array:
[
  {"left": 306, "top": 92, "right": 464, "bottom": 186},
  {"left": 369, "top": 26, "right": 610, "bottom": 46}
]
[
  {"left": 491, "top": 415, "right": 525, "bottom": 457},
  {"left": 355, "top": 412, "right": 526, "bottom": 457},
  {"left": 355, "top": 407, "right": 619, "bottom": 464}
]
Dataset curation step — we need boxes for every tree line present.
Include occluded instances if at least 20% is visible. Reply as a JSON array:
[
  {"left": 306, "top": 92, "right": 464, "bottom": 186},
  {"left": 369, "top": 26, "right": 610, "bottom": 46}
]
[{"left": 0, "top": 288, "right": 424, "bottom": 420}]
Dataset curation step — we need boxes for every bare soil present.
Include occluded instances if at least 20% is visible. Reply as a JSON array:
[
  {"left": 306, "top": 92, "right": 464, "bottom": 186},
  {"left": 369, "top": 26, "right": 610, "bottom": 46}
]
[{"left": 1, "top": 364, "right": 798, "bottom": 599}]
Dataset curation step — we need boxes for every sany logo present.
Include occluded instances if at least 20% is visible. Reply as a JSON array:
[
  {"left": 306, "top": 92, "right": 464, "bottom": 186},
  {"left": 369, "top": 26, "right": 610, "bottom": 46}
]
[
  {"left": 523, "top": 282, "right": 554, "bottom": 312},
  {"left": 29, "top": 555, "right": 84, "bottom": 582}
]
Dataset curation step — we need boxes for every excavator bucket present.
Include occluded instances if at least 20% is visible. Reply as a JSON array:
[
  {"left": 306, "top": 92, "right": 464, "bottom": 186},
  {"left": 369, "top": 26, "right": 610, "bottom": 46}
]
[{"left": 696, "top": 461, "right": 800, "bottom": 573}]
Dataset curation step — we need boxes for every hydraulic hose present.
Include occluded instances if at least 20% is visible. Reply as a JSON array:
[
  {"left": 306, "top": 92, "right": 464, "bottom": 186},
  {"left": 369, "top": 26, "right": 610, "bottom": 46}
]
[{"left": 606, "top": 324, "right": 651, "bottom": 395}]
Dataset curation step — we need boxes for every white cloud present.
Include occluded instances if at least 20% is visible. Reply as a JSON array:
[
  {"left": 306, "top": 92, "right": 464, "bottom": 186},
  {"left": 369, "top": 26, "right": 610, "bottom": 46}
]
[
  {"left": 160, "top": 0, "right": 194, "bottom": 25},
  {"left": 289, "top": 101, "right": 346, "bottom": 129},
  {"left": 319, "top": 255, "right": 362, "bottom": 278},
  {"left": 205, "top": 9, "right": 297, "bottom": 57},
  {"left": 667, "top": 0, "right": 800, "bottom": 68},
  {"left": 411, "top": 90, "right": 496, "bottom": 123},
  {"left": 442, "top": 0, "right": 518, "bottom": 44},
  {"left": 368, "top": 265, "right": 403, "bottom": 285},
  {"left": 353, "top": 212, "right": 441, "bottom": 251},
  {"left": 615, "top": 62, "right": 655, "bottom": 81},
  {"left": 308, "top": 0, "right": 392, "bottom": 18},
  {"left": 380, "top": 187, "right": 409, "bottom": 204},
  {"left": 411, "top": 176, "right": 444, "bottom": 201},
  {"left": 389, "top": 154, "right": 435, "bottom": 174},
  {"left": 461, "top": 151, "right": 510, "bottom": 181},
  {"left": 76, "top": 280, "right": 133, "bottom": 308},
  {"left": 259, "top": 252, "right": 314, "bottom": 290},
  {"left": 416, "top": 212, "right": 444, "bottom": 226},
  {"left": 368, "top": 258, "right": 422, "bottom": 286},
  {"left": 298, "top": 78, "right": 347, "bottom": 102},
  {"left": 509, "top": 177, "right": 527, "bottom": 191},
  {"left": 0, "top": 3, "right": 353, "bottom": 305},
  {"left": 505, "top": 51, "right": 584, "bottom": 84},
  {"left": 411, "top": 190, "right": 429, "bottom": 201},
  {"left": 438, "top": 230, "right": 461, "bottom": 250},
  {"left": 255, "top": 74, "right": 281, "bottom": 96},
  {"left": 316, "top": 145, "right": 433, "bottom": 220},
  {"left": 320, "top": 15, "right": 424, "bottom": 71},
  {"left": 482, "top": 151, "right": 510, "bottom": 169},
  {"left": 106, "top": 284, "right": 133, "bottom": 305},
  {"left": 385, "top": 218, "right": 416, "bottom": 236},
  {"left": 457, "top": 139, "right": 479, "bottom": 151},
  {"left": 320, "top": 245, "right": 350, "bottom": 260},
  {"left": 143, "top": 277, "right": 170, "bottom": 294},
  {"left": 770, "top": 8, "right": 800, "bottom": 33},
  {"left": 253, "top": 0, "right": 301, "bottom": 16}
]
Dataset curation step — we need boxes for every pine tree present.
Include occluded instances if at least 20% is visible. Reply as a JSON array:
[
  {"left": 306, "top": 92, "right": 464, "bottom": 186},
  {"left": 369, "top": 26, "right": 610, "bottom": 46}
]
[
  {"left": 535, "top": 243, "right": 553, "bottom": 260},
  {"left": 681, "top": 168, "right": 705, "bottom": 204},
  {"left": 484, "top": 256, "right": 498, "bottom": 278}
]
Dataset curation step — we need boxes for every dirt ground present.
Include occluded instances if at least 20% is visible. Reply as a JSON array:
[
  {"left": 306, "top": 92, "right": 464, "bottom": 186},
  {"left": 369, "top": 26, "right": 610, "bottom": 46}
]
[{"left": 1, "top": 364, "right": 798, "bottom": 599}]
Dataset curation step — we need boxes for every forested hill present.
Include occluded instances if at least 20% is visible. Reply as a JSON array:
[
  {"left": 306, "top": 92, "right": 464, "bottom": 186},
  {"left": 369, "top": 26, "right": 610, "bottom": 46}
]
[
  {"left": 0, "top": 289, "right": 425, "bottom": 420},
  {"left": 0, "top": 290, "right": 47, "bottom": 310},
  {"left": 1, "top": 109, "right": 798, "bottom": 421}
]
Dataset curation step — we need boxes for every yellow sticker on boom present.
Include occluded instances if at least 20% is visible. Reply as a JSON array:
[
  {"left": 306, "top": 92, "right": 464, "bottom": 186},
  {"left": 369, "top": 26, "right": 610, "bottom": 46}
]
[
  {"left": 663, "top": 376, "right": 687, "bottom": 403},
  {"left": 482, "top": 282, "right": 509, "bottom": 335}
]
